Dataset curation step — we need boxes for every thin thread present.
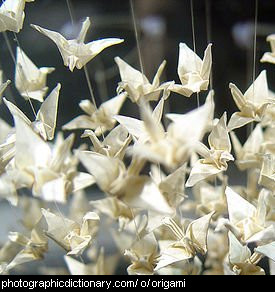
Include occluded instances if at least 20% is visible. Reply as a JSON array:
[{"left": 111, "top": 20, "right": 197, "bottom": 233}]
[
  {"left": 250, "top": 0, "right": 258, "bottom": 138},
  {"left": 252, "top": 0, "right": 258, "bottom": 101},
  {"left": 205, "top": 0, "right": 213, "bottom": 91},
  {"left": 84, "top": 65, "right": 98, "bottom": 108},
  {"left": 66, "top": 0, "right": 75, "bottom": 27},
  {"left": 190, "top": 0, "right": 196, "bottom": 55},
  {"left": 130, "top": 0, "right": 145, "bottom": 78},
  {"left": 83, "top": 66, "right": 106, "bottom": 138},
  {"left": 190, "top": 0, "right": 200, "bottom": 107}
]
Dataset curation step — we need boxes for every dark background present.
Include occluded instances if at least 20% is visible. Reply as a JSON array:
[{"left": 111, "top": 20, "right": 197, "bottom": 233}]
[
  {"left": 0, "top": 0, "right": 274, "bottom": 275},
  {"left": 0, "top": 0, "right": 274, "bottom": 140}
]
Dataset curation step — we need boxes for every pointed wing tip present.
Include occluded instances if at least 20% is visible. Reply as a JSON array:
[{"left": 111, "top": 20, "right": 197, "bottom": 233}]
[
  {"left": 56, "top": 83, "right": 61, "bottom": 90},
  {"left": 30, "top": 24, "right": 38, "bottom": 30},
  {"left": 221, "top": 111, "right": 227, "bottom": 121},
  {"left": 16, "top": 46, "right": 22, "bottom": 54},
  {"left": 225, "top": 186, "right": 231, "bottom": 193},
  {"left": 2, "top": 97, "right": 10, "bottom": 106},
  {"left": 114, "top": 56, "right": 121, "bottom": 62},
  {"left": 41, "top": 208, "right": 48, "bottom": 216},
  {"left": 179, "top": 42, "right": 187, "bottom": 48},
  {"left": 260, "top": 69, "right": 267, "bottom": 76},
  {"left": 83, "top": 16, "right": 91, "bottom": 24},
  {"left": 5, "top": 80, "right": 11, "bottom": 86},
  {"left": 185, "top": 180, "right": 193, "bottom": 188},
  {"left": 108, "top": 39, "right": 124, "bottom": 46}
]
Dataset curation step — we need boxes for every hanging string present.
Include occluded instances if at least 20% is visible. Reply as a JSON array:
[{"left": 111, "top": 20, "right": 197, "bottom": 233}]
[
  {"left": 252, "top": 0, "right": 258, "bottom": 101},
  {"left": 249, "top": 0, "right": 258, "bottom": 136},
  {"left": 66, "top": 0, "right": 75, "bottom": 27},
  {"left": 84, "top": 65, "right": 98, "bottom": 108},
  {"left": 205, "top": 0, "right": 213, "bottom": 91},
  {"left": 190, "top": 0, "right": 200, "bottom": 108},
  {"left": 246, "top": 0, "right": 258, "bottom": 187},
  {"left": 130, "top": 0, "right": 145, "bottom": 78},
  {"left": 190, "top": 0, "right": 197, "bottom": 57}
]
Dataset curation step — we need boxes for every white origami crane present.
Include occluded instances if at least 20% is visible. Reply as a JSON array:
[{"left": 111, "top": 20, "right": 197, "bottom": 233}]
[
  {"left": 186, "top": 112, "right": 234, "bottom": 187},
  {"left": 76, "top": 151, "right": 126, "bottom": 196},
  {"left": 114, "top": 97, "right": 165, "bottom": 143},
  {"left": 63, "top": 92, "right": 127, "bottom": 136},
  {"left": 15, "top": 47, "right": 55, "bottom": 102},
  {"left": 0, "top": 0, "right": 34, "bottom": 33},
  {"left": 261, "top": 34, "right": 275, "bottom": 64},
  {"left": 166, "top": 43, "right": 212, "bottom": 97},
  {"left": 0, "top": 85, "right": 61, "bottom": 201},
  {"left": 117, "top": 94, "right": 213, "bottom": 168},
  {"left": 125, "top": 233, "right": 159, "bottom": 275},
  {"left": 3, "top": 214, "right": 48, "bottom": 273},
  {"left": 4, "top": 83, "right": 60, "bottom": 140},
  {"left": 228, "top": 70, "right": 272, "bottom": 130},
  {"left": 223, "top": 187, "right": 275, "bottom": 243},
  {"left": 81, "top": 125, "right": 132, "bottom": 160},
  {"left": 115, "top": 57, "right": 170, "bottom": 103},
  {"left": 230, "top": 124, "right": 264, "bottom": 170},
  {"left": 9, "top": 115, "right": 94, "bottom": 203},
  {"left": 155, "top": 212, "right": 214, "bottom": 270},
  {"left": 31, "top": 17, "right": 124, "bottom": 71},
  {"left": 150, "top": 163, "right": 187, "bottom": 209},
  {"left": 225, "top": 231, "right": 265, "bottom": 275},
  {"left": 42, "top": 208, "right": 100, "bottom": 256},
  {"left": 77, "top": 151, "right": 173, "bottom": 215},
  {"left": 193, "top": 180, "right": 227, "bottom": 219}
]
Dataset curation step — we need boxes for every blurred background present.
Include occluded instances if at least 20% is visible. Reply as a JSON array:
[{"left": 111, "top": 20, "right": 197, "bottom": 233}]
[
  {"left": 0, "top": 0, "right": 274, "bottom": 274},
  {"left": 0, "top": 0, "right": 274, "bottom": 133}
]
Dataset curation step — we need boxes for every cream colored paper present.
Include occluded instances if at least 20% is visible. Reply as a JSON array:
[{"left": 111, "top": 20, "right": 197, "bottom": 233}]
[
  {"left": 0, "top": 0, "right": 34, "bottom": 33},
  {"left": 166, "top": 43, "right": 212, "bottom": 97},
  {"left": 31, "top": 17, "right": 124, "bottom": 71},
  {"left": 15, "top": 47, "right": 55, "bottom": 102},
  {"left": 261, "top": 34, "right": 275, "bottom": 64}
]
